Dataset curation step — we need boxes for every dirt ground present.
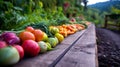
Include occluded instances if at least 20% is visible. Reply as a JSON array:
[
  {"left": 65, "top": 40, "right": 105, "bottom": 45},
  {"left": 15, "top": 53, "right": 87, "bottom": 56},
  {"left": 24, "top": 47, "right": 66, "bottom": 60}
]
[{"left": 96, "top": 28, "right": 120, "bottom": 67}]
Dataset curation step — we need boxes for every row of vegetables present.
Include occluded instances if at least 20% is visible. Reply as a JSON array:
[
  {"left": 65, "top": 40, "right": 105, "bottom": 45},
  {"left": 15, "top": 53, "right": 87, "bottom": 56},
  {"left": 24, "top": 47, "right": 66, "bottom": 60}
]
[{"left": 0, "top": 20, "right": 91, "bottom": 66}]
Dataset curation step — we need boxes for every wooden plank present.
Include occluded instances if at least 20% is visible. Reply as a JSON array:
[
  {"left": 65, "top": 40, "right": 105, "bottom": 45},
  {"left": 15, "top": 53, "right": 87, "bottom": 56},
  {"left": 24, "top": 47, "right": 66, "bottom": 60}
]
[
  {"left": 55, "top": 24, "right": 98, "bottom": 67},
  {"left": 13, "top": 27, "right": 87, "bottom": 67}
]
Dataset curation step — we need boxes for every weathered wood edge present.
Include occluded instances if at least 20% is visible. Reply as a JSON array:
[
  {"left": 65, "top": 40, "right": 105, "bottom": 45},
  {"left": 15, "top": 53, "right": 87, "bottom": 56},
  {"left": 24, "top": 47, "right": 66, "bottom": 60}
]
[
  {"left": 95, "top": 44, "right": 98, "bottom": 67},
  {"left": 95, "top": 26, "right": 98, "bottom": 67}
]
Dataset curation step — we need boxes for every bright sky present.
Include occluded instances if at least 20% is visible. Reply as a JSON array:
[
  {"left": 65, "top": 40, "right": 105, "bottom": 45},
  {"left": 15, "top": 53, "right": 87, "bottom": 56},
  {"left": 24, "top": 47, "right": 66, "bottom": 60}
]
[{"left": 87, "top": 0, "right": 109, "bottom": 5}]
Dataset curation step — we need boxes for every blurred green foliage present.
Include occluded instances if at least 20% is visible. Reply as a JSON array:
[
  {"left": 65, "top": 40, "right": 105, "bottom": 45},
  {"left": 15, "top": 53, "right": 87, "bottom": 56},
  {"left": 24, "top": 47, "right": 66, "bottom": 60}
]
[
  {"left": 0, "top": 0, "right": 68, "bottom": 31},
  {"left": 111, "top": 6, "right": 120, "bottom": 14},
  {"left": 2, "top": 0, "right": 120, "bottom": 32}
]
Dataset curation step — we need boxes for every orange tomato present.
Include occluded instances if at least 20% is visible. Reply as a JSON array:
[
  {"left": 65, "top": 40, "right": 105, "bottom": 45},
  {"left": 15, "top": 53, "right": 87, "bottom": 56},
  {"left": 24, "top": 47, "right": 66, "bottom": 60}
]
[
  {"left": 32, "top": 29, "right": 44, "bottom": 42},
  {"left": 19, "top": 31, "right": 35, "bottom": 42},
  {"left": 25, "top": 26, "right": 34, "bottom": 33}
]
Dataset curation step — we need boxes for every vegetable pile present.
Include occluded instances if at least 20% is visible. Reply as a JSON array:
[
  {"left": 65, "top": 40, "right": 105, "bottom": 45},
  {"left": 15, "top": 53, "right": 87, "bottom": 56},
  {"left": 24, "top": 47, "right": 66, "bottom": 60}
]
[{"left": 0, "top": 18, "right": 91, "bottom": 66}]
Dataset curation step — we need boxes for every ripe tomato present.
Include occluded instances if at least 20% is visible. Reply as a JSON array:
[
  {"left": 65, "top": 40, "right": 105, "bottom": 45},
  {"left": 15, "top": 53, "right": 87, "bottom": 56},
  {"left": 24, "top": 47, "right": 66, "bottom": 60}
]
[
  {"left": 19, "top": 31, "right": 35, "bottom": 42},
  {"left": 22, "top": 40, "right": 40, "bottom": 57},
  {"left": 55, "top": 33, "right": 64, "bottom": 43},
  {"left": 0, "top": 41, "right": 7, "bottom": 48},
  {"left": 25, "top": 26, "right": 34, "bottom": 33},
  {"left": 32, "top": 29, "right": 44, "bottom": 42},
  {"left": 42, "top": 32, "right": 48, "bottom": 42},
  {"left": 49, "top": 27, "right": 59, "bottom": 34},
  {"left": 13, "top": 45, "right": 24, "bottom": 60}
]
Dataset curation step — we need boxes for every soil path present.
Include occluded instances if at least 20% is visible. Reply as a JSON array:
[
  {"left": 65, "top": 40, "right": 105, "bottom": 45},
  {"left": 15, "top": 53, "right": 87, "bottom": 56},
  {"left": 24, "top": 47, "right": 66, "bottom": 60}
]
[{"left": 96, "top": 28, "right": 120, "bottom": 67}]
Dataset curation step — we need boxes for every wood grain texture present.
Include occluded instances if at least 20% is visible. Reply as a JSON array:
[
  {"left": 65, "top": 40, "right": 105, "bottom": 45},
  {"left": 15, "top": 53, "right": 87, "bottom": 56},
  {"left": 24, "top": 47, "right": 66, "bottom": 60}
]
[
  {"left": 55, "top": 24, "right": 98, "bottom": 67},
  {"left": 13, "top": 28, "right": 87, "bottom": 67}
]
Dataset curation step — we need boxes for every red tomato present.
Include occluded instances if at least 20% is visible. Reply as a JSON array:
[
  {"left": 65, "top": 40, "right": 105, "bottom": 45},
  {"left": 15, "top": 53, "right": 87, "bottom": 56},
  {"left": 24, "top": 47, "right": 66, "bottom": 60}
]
[
  {"left": 0, "top": 41, "right": 7, "bottom": 48},
  {"left": 13, "top": 45, "right": 24, "bottom": 60},
  {"left": 22, "top": 40, "right": 40, "bottom": 57}
]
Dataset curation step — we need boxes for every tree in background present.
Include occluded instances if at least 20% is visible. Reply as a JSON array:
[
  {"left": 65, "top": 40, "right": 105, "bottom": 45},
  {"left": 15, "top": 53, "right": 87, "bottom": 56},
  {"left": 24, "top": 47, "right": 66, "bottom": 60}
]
[
  {"left": 82, "top": 0, "right": 88, "bottom": 11},
  {"left": 111, "top": 6, "right": 120, "bottom": 14}
]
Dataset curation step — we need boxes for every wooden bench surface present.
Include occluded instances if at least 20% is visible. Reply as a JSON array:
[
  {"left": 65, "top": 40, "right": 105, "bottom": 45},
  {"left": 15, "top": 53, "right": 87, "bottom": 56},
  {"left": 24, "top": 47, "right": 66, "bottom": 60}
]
[
  {"left": 55, "top": 24, "right": 97, "bottom": 67},
  {"left": 13, "top": 24, "right": 97, "bottom": 67}
]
